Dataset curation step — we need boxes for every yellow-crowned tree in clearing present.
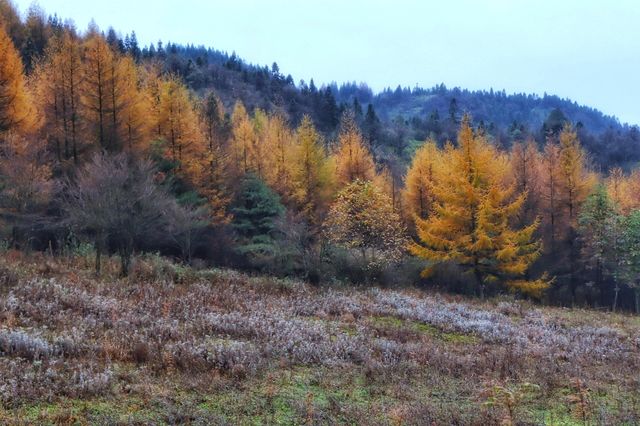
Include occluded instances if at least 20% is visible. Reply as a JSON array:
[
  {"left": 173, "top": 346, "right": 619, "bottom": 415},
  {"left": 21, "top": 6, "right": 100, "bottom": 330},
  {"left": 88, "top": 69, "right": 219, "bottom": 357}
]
[
  {"left": 402, "top": 139, "right": 440, "bottom": 230},
  {"left": 410, "top": 116, "right": 545, "bottom": 298},
  {"left": 324, "top": 179, "right": 407, "bottom": 271},
  {"left": 334, "top": 111, "right": 375, "bottom": 187}
]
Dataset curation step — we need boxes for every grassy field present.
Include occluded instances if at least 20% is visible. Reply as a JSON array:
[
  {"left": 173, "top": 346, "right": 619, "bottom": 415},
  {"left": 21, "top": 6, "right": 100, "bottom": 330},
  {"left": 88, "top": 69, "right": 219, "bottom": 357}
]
[{"left": 0, "top": 251, "right": 639, "bottom": 425}]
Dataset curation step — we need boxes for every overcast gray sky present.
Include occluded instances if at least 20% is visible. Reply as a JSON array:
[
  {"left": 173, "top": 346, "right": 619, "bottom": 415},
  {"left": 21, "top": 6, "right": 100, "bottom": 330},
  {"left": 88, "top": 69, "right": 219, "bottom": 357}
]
[{"left": 13, "top": 0, "right": 640, "bottom": 124}]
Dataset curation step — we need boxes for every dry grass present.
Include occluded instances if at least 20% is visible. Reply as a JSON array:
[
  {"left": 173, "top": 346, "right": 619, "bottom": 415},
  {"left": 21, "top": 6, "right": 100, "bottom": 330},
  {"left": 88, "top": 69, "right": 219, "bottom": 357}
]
[{"left": 0, "top": 252, "right": 639, "bottom": 424}]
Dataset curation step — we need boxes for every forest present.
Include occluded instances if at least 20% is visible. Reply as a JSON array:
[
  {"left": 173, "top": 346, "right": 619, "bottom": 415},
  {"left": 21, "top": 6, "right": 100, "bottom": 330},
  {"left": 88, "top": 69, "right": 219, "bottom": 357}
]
[
  {"left": 1, "top": 0, "right": 640, "bottom": 316},
  {"left": 2, "top": 2, "right": 640, "bottom": 424}
]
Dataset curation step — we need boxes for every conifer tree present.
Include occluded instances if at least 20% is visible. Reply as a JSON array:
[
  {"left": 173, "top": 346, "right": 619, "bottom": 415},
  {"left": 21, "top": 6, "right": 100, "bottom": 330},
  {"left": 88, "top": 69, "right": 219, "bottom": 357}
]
[
  {"left": 334, "top": 111, "right": 375, "bottom": 187},
  {"left": 155, "top": 75, "right": 203, "bottom": 168},
  {"left": 263, "top": 113, "right": 294, "bottom": 202},
  {"left": 33, "top": 31, "right": 81, "bottom": 162},
  {"left": 229, "top": 101, "right": 255, "bottom": 178},
  {"left": 0, "top": 24, "right": 33, "bottom": 137},
  {"left": 402, "top": 140, "right": 440, "bottom": 229},
  {"left": 291, "top": 115, "right": 334, "bottom": 226},
  {"left": 81, "top": 33, "right": 114, "bottom": 150},
  {"left": 509, "top": 139, "right": 541, "bottom": 226},
  {"left": 411, "top": 117, "right": 545, "bottom": 298}
]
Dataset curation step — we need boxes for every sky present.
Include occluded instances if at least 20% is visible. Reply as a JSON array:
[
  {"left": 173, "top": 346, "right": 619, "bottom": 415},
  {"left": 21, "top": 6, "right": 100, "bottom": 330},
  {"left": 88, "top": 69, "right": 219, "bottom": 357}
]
[{"left": 12, "top": 0, "right": 640, "bottom": 124}]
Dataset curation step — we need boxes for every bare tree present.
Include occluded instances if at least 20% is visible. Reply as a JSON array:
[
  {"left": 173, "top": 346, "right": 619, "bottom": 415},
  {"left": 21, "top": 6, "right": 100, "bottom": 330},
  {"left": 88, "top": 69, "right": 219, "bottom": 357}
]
[{"left": 61, "top": 152, "right": 176, "bottom": 275}]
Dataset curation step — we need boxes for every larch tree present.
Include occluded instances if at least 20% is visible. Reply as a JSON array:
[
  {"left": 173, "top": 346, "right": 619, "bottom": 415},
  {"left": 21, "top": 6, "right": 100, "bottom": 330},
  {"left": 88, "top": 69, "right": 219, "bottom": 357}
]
[
  {"left": 117, "top": 55, "right": 150, "bottom": 153},
  {"left": 557, "top": 124, "right": 595, "bottom": 299},
  {"left": 290, "top": 115, "right": 334, "bottom": 226},
  {"left": 81, "top": 33, "right": 114, "bottom": 150},
  {"left": 250, "top": 108, "right": 269, "bottom": 179},
  {"left": 402, "top": 140, "right": 440, "bottom": 230},
  {"left": 156, "top": 75, "right": 203, "bottom": 169},
  {"left": 195, "top": 90, "right": 230, "bottom": 225},
  {"left": 539, "top": 140, "right": 562, "bottom": 254},
  {"left": 263, "top": 113, "right": 294, "bottom": 201},
  {"left": 32, "top": 31, "right": 81, "bottom": 162},
  {"left": 411, "top": 117, "right": 545, "bottom": 298},
  {"left": 334, "top": 111, "right": 375, "bottom": 187},
  {"left": 0, "top": 24, "right": 34, "bottom": 138},
  {"left": 229, "top": 101, "right": 256, "bottom": 178},
  {"left": 509, "top": 139, "right": 541, "bottom": 226}
]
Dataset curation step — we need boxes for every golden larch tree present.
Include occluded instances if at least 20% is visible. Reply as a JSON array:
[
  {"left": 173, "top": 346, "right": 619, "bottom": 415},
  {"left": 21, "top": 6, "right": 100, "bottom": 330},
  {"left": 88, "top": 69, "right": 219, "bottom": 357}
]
[
  {"left": 0, "top": 24, "right": 34, "bottom": 137},
  {"left": 411, "top": 117, "right": 545, "bottom": 298},
  {"left": 156, "top": 75, "right": 204, "bottom": 168},
  {"left": 81, "top": 33, "right": 114, "bottom": 150},
  {"left": 334, "top": 111, "right": 375, "bottom": 186},
  {"left": 262, "top": 113, "right": 293, "bottom": 199},
  {"left": 291, "top": 115, "right": 335, "bottom": 226},
  {"left": 402, "top": 139, "right": 440, "bottom": 229},
  {"left": 228, "top": 101, "right": 256, "bottom": 178},
  {"left": 32, "top": 31, "right": 82, "bottom": 162},
  {"left": 119, "top": 55, "right": 151, "bottom": 153},
  {"left": 509, "top": 139, "right": 541, "bottom": 226}
]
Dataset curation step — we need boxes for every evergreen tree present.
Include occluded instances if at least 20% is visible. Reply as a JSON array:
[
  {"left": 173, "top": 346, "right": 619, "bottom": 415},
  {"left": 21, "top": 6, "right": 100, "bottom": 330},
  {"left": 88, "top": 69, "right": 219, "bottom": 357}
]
[{"left": 232, "top": 174, "right": 285, "bottom": 261}]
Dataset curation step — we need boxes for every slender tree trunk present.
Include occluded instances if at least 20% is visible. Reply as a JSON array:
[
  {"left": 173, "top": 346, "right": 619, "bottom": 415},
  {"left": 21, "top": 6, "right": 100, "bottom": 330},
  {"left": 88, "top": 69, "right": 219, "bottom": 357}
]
[
  {"left": 612, "top": 284, "right": 620, "bottom": 313},
  {"left": 94, "top": 241, "right": 102, "bottom": 275},
  {"left": 635, "top": 288, "right": 640, "bottom": 315}
]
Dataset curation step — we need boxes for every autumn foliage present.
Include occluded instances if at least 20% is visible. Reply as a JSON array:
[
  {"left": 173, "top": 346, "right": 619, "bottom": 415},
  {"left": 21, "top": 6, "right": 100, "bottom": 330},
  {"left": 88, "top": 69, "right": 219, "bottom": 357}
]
[{"left": 2, "top": 11, "right": 640, "bottom": 309}]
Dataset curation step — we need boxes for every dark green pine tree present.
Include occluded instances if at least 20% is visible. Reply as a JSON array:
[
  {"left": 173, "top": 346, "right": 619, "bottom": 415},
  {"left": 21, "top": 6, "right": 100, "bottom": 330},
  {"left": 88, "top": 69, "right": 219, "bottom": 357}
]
[
  {"left": 363, "top": 103, "right": 380, "bottom": 146},
  {"left": 231, "top": 174, "right": 285, "bottom": 261}
]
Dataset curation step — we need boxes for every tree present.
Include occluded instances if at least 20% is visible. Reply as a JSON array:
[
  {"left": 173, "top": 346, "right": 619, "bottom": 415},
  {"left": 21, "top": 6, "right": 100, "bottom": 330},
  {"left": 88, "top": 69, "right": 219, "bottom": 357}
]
[
  {"left": 62, "top": 152, "right": 177, "bottom": 276},
  {"left": 411, "top": 117, "right": 545, "bottom": 298},
  {"left": 118, "top": 55, "right": 151, "bottom": 153},
  {"left": 509, "top": 139, "right": 541, "bottom": 226},
  {"left": 324, "top": 179, "right": 407, "bottom": 271},
  {"left": 231, "top": 174, "right": 285, "bottom": 266},
  {"left": 21, "top": 3, "right": 50, "bottom": 71},
  {"left": 402, "top": 140, "right": 440, "bottom": 230},
  {"left": 262, "top": 113, "right": 294, "bottom": 201},
  {"left": 155, "top": 75, "right": 203, "bottom": 169},
  {"left": 81, "top": 33, "right": 114, "bottom": 150},
  {"left": 0, "top": 24, "right": 33, "bottom": 137},
  {"left": 578, "top": 185, "right": 621, "bottom": 310},
  {"left": 620, "top": 210, "right": 640, "bottom": 314},
  {"left": 539, "top": 140, "right": 562, "bottom": 254},
  {"left": 32, "top": 31, "right": 82, "bottom": 162},
  {"left": 290, "top": 115, "right": 334, "bottom": 226},
  {"left": 557, "top": 124, "right": 594, "bottom": 300},
  {"left": 0, "top": 133, "right": 53, "bottom": 214},
  {"left": 334, "top": 111, "right": 375, "bottom": 187},
  {"left": 228, "top": 101, "right": 256, "bottom": 178}
]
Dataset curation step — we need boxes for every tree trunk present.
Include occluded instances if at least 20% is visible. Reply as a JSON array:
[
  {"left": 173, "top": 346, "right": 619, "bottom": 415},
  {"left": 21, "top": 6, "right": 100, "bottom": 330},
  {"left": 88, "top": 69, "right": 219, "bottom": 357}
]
[
  {"left": 94, "top": 242, "right": 102, "bottom": 275},
  {"left": 612, "top": 284, "right": 620, "bottom": 313},
  {"left": 635, "top": 288, "right": 640, "bottom": 315}
]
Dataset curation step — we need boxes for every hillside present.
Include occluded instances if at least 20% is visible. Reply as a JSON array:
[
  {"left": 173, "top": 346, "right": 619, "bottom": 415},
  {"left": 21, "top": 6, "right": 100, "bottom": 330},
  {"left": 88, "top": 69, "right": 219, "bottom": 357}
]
[
  {"left": 150, "top": 44, "right": 640, "bottom": 169},
  {"left": 1, "top": 252, "right": 639, "bottom": 424}
]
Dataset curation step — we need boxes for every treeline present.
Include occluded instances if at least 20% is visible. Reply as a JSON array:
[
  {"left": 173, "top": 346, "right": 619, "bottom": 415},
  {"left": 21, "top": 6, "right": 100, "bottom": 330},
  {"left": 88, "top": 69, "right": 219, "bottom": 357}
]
[{"left": 1, "top": 2, "right": 640, "bottom": 313}]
